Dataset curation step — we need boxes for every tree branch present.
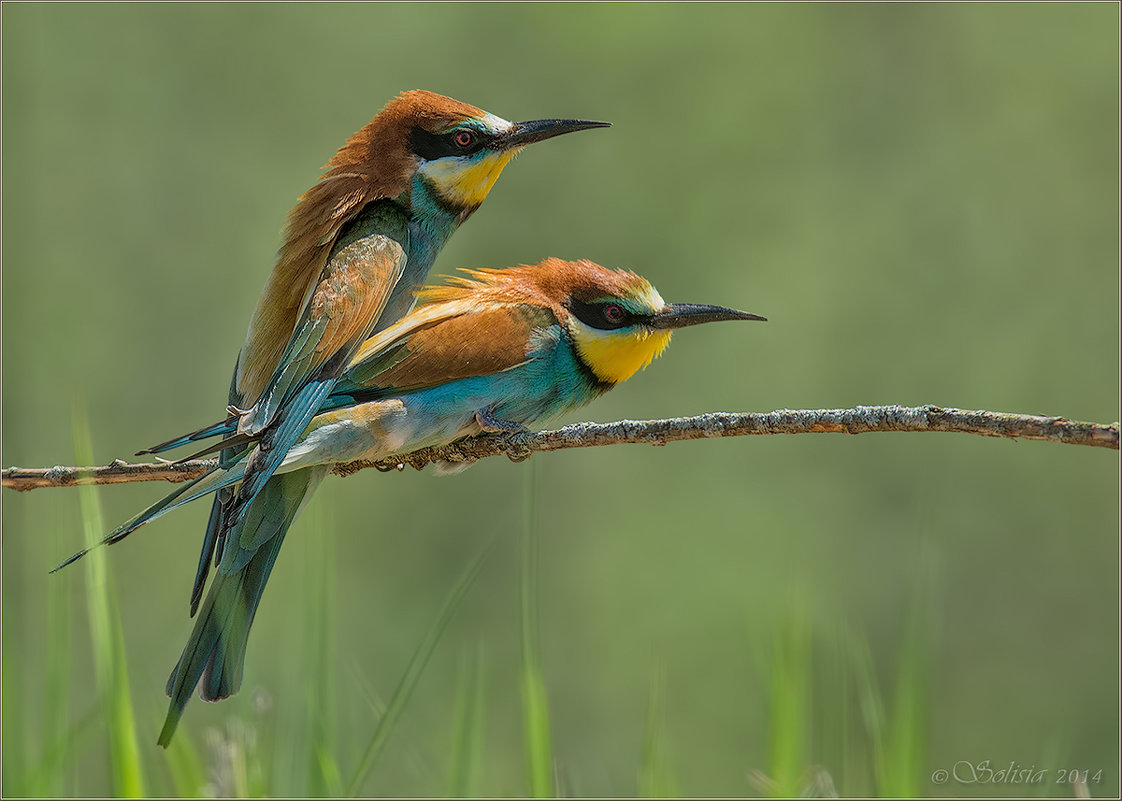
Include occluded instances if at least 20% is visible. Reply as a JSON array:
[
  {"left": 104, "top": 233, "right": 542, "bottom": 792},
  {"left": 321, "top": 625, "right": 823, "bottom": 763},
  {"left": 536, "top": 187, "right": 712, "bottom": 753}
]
[{"left": 3, "top": 405, "right": 1116, "bottom": 492}]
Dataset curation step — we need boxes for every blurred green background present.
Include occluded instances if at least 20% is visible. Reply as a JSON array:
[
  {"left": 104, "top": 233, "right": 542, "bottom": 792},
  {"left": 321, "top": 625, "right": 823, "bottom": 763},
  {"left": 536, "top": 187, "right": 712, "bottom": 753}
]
[{"left": 2, "top": 3, "right": 1118, "bottom": 797}]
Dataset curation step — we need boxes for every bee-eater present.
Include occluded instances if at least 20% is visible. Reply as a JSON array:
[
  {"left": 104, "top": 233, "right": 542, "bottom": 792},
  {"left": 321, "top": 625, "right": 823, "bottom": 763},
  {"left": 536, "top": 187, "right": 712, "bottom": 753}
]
[
  {"left": 58, "top": 258, "right": 765, "bottom": 745},
  {"left": 139, "top": 93, "right": 607, "bottom": 634}
]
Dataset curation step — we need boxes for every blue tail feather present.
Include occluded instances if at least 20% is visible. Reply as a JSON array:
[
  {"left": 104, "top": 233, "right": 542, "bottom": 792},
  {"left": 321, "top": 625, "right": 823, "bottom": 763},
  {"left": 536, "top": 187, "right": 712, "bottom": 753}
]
[
  {"left": 137, "top": 418, "right": 239, "bottom": 456},
  {"left": 189, "top": 431, "right": 247, "bottom": 617},
  {"left": 50, "top": 462, "right": 246, "bottom": 574},
  {"left": 158, "top": 467, "right": 325, "bottom": 747},
  {"left": 228, "top": 380, "right": 335, "bottom": 543},
  {"left": 189, "top": 490, "right": 225, "bottom": 617}
]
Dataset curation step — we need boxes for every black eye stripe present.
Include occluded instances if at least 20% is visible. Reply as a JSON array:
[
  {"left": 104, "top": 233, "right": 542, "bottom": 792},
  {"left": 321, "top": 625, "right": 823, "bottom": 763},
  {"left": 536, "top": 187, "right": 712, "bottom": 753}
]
[
  {"left": 568, "top": 298, "right": 639, "bottom": 331},
  {"left": 409, "top": 126, "right": 493, "bottom": 160}
]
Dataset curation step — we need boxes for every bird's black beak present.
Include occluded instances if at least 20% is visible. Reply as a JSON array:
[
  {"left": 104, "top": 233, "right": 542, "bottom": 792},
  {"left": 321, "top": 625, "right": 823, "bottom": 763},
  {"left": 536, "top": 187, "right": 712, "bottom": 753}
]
[
  {"left": 500, "top": 118, "right": 611, "bottom": 149},
  {"left": 647, "top": 303, "right": 767, "bottom": 330}
]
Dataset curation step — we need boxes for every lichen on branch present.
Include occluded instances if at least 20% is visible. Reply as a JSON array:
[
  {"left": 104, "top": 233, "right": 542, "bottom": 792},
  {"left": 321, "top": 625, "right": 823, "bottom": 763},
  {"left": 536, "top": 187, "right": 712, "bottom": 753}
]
[{"left": 3, "top": 405, "right": 1117, "bottom": 492}]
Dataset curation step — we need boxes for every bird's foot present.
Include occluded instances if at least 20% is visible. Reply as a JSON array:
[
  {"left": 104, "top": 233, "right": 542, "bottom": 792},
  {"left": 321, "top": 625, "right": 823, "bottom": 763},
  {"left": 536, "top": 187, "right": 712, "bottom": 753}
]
[
  {"left": 473, "top": 406, "right": 534, "bottom": 462},
  {"left": 475, "top": 408, "right": 529, "bottom": 435},
  {"left": 474, "top": 408, "right": 532, "bottom": 463}
]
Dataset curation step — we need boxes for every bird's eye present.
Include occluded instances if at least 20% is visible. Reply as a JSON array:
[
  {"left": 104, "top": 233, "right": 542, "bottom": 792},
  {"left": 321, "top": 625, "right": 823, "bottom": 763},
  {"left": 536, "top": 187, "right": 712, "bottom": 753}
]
[
  {"left": 603, "top": 304, "right": 625, "bottom": 323},
  {"left": 568, "top": 297, "right": 635, "bottom": 330},
  {"left": 454, "top": 130, "right": 475, "bottom": 148}
]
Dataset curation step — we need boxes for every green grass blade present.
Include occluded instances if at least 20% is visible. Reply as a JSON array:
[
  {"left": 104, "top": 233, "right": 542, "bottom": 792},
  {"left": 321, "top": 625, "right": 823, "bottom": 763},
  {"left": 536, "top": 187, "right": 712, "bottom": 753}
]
[
  {"left": 304, "top": 502, "right": 343, "bottom": 797},
  {"left": 72, "top": 403, "right": 147, "bottom": 796},
  {"left": 346, "top": 541, "right": 492, "bottom": 796},
  {"left": 520, "top": 667, "right": 553, "bottom": 798},
  {"left": 818, "top": 625, "right": 870, "bottom": 797},
  {"left": 520, "top": 460, "right": 554, "bottom": 798},
  {"left": 765, "top": 606, "right": 810, "bottom": 798},
  {"left": 2, "top": 595, "right": 31, "bottom": 795},
  {"left": 35, "top": 518, "right": 74, "bottom": 796},
  {"left": 448, "top": 642, "right": 486, "bottom": 797},
  {"left": 638, "top": 662, "right": 679, "bottom": 798},
  {"left": 347, "top": 662, "right": 433, "bottom": 783},
  {"left": 160, "top": 724, "right": 207, "bottom": 796},
  {"left": 848, "top": 627, "right": 888, "bottom": 791},
  {"left": 878, "top": 563, "right": 935, "bottom": 797},
  {"left": 1, "top": 692, "right": 25, "bottom": 794},
  {"left": 847, "top": 558, "right": 936, "bottom": 798},
  {"left": 24, "top": 700, "right": 106, "bottom": 797}
]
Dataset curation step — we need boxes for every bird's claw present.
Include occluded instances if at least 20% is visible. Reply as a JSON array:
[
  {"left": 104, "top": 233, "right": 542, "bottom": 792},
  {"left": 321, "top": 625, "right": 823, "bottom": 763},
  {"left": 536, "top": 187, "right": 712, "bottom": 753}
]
[
  {"left": 474, "top": 409, "right": 532, "bottom": 462},
  {"left": 475, "top": 408, "right": 529, "bottom": 435}
]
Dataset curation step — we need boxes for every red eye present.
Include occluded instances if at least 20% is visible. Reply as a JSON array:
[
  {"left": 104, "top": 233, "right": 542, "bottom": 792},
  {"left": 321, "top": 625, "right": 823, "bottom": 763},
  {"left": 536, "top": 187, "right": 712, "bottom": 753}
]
[
  {"left": 603, "top": 304, "right": 624, "bottom": 323},
  {"left": 454, "top": 130, "right": 475, "bottom": 148}
]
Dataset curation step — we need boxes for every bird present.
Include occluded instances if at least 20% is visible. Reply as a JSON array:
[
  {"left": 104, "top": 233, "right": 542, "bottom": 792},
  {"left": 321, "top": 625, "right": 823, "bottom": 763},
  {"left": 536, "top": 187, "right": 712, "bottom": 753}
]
[
  {"left": 135, "top": 92, "right": 608, "bottom": 649},
  {"left": 55, "top": 257, "right": 766, "bottom": 745}
]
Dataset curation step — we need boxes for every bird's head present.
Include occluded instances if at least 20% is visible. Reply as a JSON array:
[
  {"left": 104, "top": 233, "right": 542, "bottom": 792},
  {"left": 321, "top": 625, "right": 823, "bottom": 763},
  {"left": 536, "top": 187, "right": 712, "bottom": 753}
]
[
  {"left": 425, "top": 258, "right": 766, "bottom": 386},
  {"left": 551, "top": 260, "right": 767, "bottom": 386},
  {"left": 325, "top": 90, "right": 609, "bottom": 219}
]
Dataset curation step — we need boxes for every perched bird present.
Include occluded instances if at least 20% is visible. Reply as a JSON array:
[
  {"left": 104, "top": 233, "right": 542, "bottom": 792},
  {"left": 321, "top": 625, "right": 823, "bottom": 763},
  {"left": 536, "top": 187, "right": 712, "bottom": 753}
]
[
  {"left": 130, "top": 90, "right": 607, "bottom": 708},
  {"left": 58, "top": 258, "right": 765, "bottom": 745}
]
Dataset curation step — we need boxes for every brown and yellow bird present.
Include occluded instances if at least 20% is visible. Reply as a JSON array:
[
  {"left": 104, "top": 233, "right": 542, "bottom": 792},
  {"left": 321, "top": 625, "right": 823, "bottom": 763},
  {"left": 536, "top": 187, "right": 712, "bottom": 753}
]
[
  {"left": 65, "top": 258, "right": 763, "bottom": 745},
  {"left": 134, "top": 92, "right": 607, "bottom": 741},
  {"left": 142, "top": 92, "right": 606, "bottom": 603}
]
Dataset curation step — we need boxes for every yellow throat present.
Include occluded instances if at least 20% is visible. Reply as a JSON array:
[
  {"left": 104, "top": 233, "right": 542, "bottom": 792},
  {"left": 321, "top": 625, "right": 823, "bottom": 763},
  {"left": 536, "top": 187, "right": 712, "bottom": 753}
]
[
  {"left": 572, "top": 325, "right": 673, "bottom": 385},
  {"left": 419, "top": 149, "right": 518, "bottom": 208}
]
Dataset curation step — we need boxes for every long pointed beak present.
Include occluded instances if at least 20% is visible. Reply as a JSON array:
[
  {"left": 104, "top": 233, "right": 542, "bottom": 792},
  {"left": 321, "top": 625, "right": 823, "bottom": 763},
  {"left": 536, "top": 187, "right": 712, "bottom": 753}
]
[
  {"left": 648, "top": 303, "right": 767, "bottom": 330},
  {"left": 500, "top": 118, "right": 611, "bottom": 149}
]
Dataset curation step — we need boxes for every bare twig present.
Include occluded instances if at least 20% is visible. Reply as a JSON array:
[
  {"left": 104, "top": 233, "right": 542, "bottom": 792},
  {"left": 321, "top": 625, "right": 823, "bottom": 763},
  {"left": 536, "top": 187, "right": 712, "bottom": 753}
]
[
  {"left": 2, "top": 458, "right": 214, "bottom": 492},
  {"left": 2, "top": 405, "right": 1116, "bottom": 492}
]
